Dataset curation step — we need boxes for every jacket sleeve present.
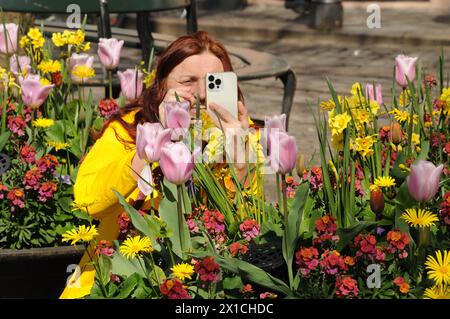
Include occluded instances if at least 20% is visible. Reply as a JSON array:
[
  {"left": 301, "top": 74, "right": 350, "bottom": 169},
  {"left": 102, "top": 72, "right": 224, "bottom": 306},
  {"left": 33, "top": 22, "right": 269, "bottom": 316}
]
[{"left": 73, "top": 121, "right": 137, "bottom": 219}]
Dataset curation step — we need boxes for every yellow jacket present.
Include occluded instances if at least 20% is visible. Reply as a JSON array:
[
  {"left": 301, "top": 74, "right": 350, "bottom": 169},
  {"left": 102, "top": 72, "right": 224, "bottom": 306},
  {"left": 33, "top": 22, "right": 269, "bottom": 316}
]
[{"left": 60, "top": 109, "right": 146, "bottom": 299}]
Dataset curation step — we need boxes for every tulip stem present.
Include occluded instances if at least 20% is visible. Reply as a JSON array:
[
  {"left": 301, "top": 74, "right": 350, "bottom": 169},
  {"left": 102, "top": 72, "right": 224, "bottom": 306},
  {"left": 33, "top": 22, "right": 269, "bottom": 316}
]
[
  {"left": 108, "top": 70, "right": 113, "bottom": 98},
  {"left": 177, "top": 185, "right": 185, "bottom": 258},
  {"left": 281, "top": 174, "right": 294, "bottom": 290},
  {"left": 276, "top": 173, "right": 282, "bottom": 210},
  {"left": 1, "top": 92, "right": 6, "bottom": 135}
]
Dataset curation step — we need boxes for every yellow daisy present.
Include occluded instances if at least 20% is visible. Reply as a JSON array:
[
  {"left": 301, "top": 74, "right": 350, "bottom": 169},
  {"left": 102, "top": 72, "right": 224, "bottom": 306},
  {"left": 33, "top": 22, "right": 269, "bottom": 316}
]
[
  {"left": 62, "top": 225, "right": 98, "bottom": 245},
  {"left": 120, "top": 235, "right": 153, "bottom": 259},
  {"left": 374, "top": 176, "right": 396, "bottom": 189},
  {"left": 389, "top": 108, "right": 409, "bottom": 123},
  {"left": 171, "top": 263, "right": 195, "bottom": 281},
  {"left": 38, "top": 60, "right": 62, "bottom": 74},
  {"left": 401, "top": 208, "right": 439, "bottom": 228},
  {"left": 47, "top": 141, "right": 70, "bottom": 151},
  {"left": 423, "top": 285, "right": 450, "bottom": 299},
  {"left": 425, "top": 250, "right": 450, "bottom": 286},
  {"left": 32, "top": 118, "right": 54, "bottom": 128}
]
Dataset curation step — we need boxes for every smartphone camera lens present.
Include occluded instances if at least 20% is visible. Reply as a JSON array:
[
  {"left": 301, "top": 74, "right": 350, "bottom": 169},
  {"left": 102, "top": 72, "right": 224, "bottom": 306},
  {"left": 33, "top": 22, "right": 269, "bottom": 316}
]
[
  {"left": 215, "top": 79, "right": 221, "bottom": 85},
  {"left": 208, "top": 75, "right": 215, "bottom": 82},
  {"left": 208, "top": 83, "right": 215, "bottom": 90}
]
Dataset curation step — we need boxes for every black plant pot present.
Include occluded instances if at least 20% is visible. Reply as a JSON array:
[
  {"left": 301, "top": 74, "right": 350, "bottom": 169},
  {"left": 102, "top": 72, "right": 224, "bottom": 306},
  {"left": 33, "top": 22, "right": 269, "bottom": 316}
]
[
  {"left": 0, "top": 245, "right": 85, "bottom": 299},
  {"left": 244, "top": 239, "right": 289, "bottom": 291}
]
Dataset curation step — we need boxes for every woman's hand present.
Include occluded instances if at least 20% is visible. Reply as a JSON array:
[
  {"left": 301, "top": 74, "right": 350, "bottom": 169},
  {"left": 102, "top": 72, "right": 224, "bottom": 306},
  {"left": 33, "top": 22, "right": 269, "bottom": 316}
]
[{"left": 207, "top": 101, "right": 249, "bottom": 131}]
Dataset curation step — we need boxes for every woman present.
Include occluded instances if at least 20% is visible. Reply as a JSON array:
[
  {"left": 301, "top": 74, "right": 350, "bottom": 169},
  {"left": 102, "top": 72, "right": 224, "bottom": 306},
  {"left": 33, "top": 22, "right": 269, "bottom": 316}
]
[{"left": 60, "top": 31, "right": 252, "bottom": 299}]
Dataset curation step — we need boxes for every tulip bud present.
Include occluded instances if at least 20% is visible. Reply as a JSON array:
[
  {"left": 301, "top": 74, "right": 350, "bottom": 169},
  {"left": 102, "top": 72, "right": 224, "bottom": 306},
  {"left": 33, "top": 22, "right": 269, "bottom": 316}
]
[
  {"left": 407, "top": 160, "right": 443, "bottom": 202},
  {"left": 389, "top": 122, "right": 402, "bottom": 145},
  {"left": 296, "top": 154, "right": 305, "bottom": 179},
  {"left": 370, "top": 186, "right": 385, "bottom": 217}
]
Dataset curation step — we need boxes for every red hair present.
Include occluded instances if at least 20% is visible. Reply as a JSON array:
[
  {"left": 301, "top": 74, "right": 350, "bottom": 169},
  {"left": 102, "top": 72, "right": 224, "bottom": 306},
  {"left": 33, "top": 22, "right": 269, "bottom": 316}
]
[{"left": 101, "top": 31, "right": 243, "bottom": 145}]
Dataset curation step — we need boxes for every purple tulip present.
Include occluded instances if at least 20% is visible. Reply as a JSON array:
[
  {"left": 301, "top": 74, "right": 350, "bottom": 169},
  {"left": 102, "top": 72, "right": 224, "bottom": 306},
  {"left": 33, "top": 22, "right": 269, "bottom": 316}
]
[
  {"left": 407, "top": 160, "right": 443, "bottom": 202},
  {"left": 20, "top": 75, "right": 54, "bottom": 109},
  {"left": 10, "top": 55, "right": 31, "bottom": 75},
  {"left": 159, "top": 141, "right": 195, "bottom": 185},
  {"left": 136, "top": 122, "right": 172, "bottom": 163},
  {"left": 117, "top": 69, "right": 143, "bottom": 101},
  {"left": 268, "top": 130, "right": 297, "bottom": 175},
  {"left": 365, "top": 83, "right": 383, "bottom": 106},
  {"left": 395, "top": 55, "right": 418, "bottom": 88},
  {"left": 97, "top": 38, "right": 124, "bottom": 70},
  {"left": 0, "top": 23, "right": 18, "bottom": 54}
]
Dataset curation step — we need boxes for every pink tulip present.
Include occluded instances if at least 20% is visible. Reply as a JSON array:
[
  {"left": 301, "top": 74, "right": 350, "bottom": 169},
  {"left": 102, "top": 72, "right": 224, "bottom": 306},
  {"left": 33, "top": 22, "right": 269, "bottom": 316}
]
[
  {"left": 395, "top": 55, "right": 418, "bottom": 88},
  {"left": 97, "top": 38, "right": 124, "bottom": 70},
  {"left": 0, "top": 23, "right": 18, "bottom": 54},
  {"left": 164, "top": 101, "right": 191, "bottom": 129},
  {"left": 265, "top": 114, "right": 286, "bottom": 132},
  {"left": 268, "top": 130, "right": 297, "bottom": 175},
  {"left": 117, "top": 69, "right": 143, "bottom": 101},
  {"left": 20, "top": 75, "right": 54, "bottom": 109},
  {"left": 68, "top": 53, "right": 94, "bottom": 71},
  {"left": 365, "top": 83, "right": 383, "bottom": 106},
  {"left": 159, "top": 141, "right": 195, "bottom": 185},
  {"left": 407, "top": 160, "right": 443, "bottom": 202},
  {"left": 10, "top": 55, "right": 31, "bottom": 75},
  {"left": 136, "top": 122, "right": 172, "bottom": 162}
]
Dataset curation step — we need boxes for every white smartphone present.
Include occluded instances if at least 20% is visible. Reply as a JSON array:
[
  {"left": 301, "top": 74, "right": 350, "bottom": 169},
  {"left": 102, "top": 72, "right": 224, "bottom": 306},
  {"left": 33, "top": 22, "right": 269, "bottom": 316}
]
[{"left": 206, "top": 72, "right": 238, "bottom": 119}]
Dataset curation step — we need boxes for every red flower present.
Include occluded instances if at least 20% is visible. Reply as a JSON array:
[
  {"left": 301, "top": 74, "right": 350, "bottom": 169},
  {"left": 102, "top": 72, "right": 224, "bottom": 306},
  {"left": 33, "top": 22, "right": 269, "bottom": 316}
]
[
  {"left": 313, "top": 214, "right": 339, "bottom": 245},
  {"left": 160, "top": 279, "right": 191, "bottom": 299},
  {"left": 431, "top": 132, "right": 446, "bottom": 149},
  {"left": 38, "top": 181, "right": 57, "bottom": 202},
  {"left": 7, "top": 188, "right": 25, "bottom": 210},
  {"left": 117, "top": 212, "right": 130, "bottom": 233},
  {"left": 423, "top": 74, "right": 437, "bottom": 87},
  {"left": 51, "top": 71, "right": 63, "bottom": 87},
  {"left": 20, "top": 144, "right": 36, "bottom": 164},
  {"left": 98, "top": 98, "right": 119, "bottom": 118},
  {"left": 23, "top": 167, "right": 42, "bottom": 191},
  {"left": 36, "top": 154, "right": 59, "bottom": 174},
  {"left": 201, "top": 209, "right": 225, "bottom": 234},
  {"left": 0, "top": 184, "right": 8, "bottom": 200},
  {"left": 440, "top": 192, "right": 450, "bottom": 227},
  {"left": 393, "top": 276, "right": 410, "bottom": 294},
  {"left": 194, "top": 256, "right": 221, "bottom": 283},
  {"left": 295, "top": 247, "right": 319, "bottom": 277},
  {"left": 7, "top": 115, "right": 26, "bottom": 137},
  {"left": 239, "top": 219, "right": 260, "bottom": 241},
  {"left": 94, "top": 240, "right": 115, "bottom": 257},
  {"left": 303, "top": 166, "right": 323, "bottom": 192},
  {"left": 260, "top": 292, "right": 278, "bottom": 299},
  {"left": 444, "top": 142, "right": 450, "bottom": 156},
  {"left": 320, "top": 250, "right": 347, "bottom": 276},
  {"left": 354, "top": 233, "right": 385, "bottom": 262},
  {"left": 378, "top": 126, "right": 390, "bottom": 142},
  {"left": 241, "top": 284, "right": 253, "bottom": 295},
  {"left": 335, "top": 276, "right": 359, "bottom": 299},
  {"left": 387, "top": 230, "right": 410, "bottom": 259},
  {"left": 229, "top": 242, "right": 248, "bottom": 257}
]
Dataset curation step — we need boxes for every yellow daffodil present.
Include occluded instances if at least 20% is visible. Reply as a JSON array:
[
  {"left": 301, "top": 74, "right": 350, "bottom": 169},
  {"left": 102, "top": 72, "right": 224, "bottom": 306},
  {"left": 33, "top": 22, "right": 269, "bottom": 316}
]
[
  {"left": 32, "top": 37, "right": 45, "bottom": 49},
  {"left": 398, "top": 89, "right": 411, "bottom": 107},
  {"left": 120, "top": 235, "right": 153, "bottom": 259},
  {"left": 71, "top": 65, "right": 95, "bottom": 83},
  {"left": 38, "top": 60, "right": 62, "bottom": 74},
  {"left": 440, "top": 88, "right": 450, "bottom": 115},
  {"left": 354, "top": 135, "right": 377, "bottom": 158},
  {"left": 144, "top": 69, "right": 156, "bottom": 88},
  {"left": 331, "top": 132, "right": 344, "bottom": 151},
  {"left": 425, "top": 250, "right": 450, "bottom": 286},
  {"left": 19, "top": 35, "right": 30, "bottom": 48},
  {"left": 171, "top": 263, "right": 195, "bottom": 281},
  {"left": 32, "top": 118, "right": 54, "bottom": 128},
  {"left": 52, "top": 32, "right": 66, "bottom": 47},
  {"left": 374, "top": 176, "right": 396, "bottom": 189},
  {"left": 27, "top": 28, "right": 42, "bottom": 40},
  {"left": 351, "top": 82, "right": 363, "bottom": 96},
  {"left": 329, "top": 113, "right": 351, "bottom": 136},
  {"left": 62, "top": 225, "right": 98, "bottom": 245},
  {"left": 401, "top": 208, "right": 439, "bottom": 228}
]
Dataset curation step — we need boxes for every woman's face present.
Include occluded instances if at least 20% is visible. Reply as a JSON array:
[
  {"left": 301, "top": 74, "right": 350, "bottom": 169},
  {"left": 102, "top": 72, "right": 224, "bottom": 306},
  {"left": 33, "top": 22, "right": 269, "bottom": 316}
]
[{"left": 165, "top": 51, "right": 224, "bottom": 117}]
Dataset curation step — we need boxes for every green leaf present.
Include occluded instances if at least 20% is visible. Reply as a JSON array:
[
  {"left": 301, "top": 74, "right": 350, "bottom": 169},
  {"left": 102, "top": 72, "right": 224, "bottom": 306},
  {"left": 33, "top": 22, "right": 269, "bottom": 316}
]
[
  {"left": 57, "top": 196, "right": 73, "bottom": 213},
  {"left": 0, "top": 131, "right": 10, "bottom": 152},
  {"left": 396, "top": 180, "right": 416, "bottom": 210},
  {"left": 113, "top": 190, "right": 161, "bottom": 251},
  {"left": 98, "top": 254, "right": 112, "bottom": 287},
  {"left": 158, "top": 180, "right": 191, "bottom": 259},
  {"left": 110, "top": 248, "right": 147, "bottom": 278},
  {"left": 223, "top": 276, "right": 244, "bottom": 291},
  {"left": 114, "top": 273, "right": 140, "bottom": 299},
  {"left": 45, "top": 120, "right": 66, "bottom": 142}
]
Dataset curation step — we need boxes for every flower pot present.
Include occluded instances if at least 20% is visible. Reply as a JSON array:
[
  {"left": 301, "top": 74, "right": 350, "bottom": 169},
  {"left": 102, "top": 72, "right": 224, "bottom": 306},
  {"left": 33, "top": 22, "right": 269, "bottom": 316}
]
[
  {"left": 243, "top": 239, "right": 289, "bottom": 287},
  {"left": 0, "top": 245, "right": 85, "bottom": 299}
]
